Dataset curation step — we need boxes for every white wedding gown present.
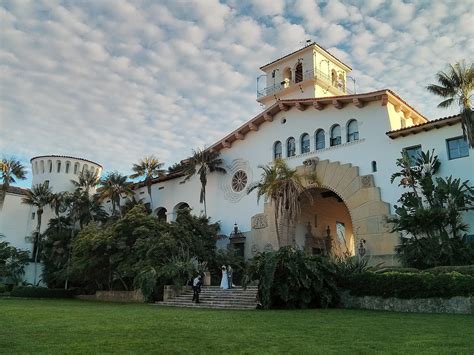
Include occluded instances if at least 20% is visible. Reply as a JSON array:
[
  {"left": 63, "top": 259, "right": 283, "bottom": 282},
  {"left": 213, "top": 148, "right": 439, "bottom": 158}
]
[{"left": 220, "top": 270, "right": 229, "bottom": 289}]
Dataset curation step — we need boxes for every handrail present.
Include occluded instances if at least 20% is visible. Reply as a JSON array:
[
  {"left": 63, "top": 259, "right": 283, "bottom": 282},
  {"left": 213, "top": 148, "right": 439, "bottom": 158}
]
[{"left": 257, "top": 68, "right": 353, "bottom": 98}]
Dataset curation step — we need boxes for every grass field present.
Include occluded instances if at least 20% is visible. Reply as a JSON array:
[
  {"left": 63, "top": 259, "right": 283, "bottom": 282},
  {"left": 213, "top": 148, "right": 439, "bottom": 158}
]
[{"left": 1, "top": 299, "right": 473, "bottom": 354}]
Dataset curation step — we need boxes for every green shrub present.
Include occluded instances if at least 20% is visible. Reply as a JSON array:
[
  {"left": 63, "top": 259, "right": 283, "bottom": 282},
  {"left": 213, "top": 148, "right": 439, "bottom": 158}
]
[
  {"left": 10, "top": 286, "right": 73, "bottom": 299},
  {"left": 375, "top": 267, "right": 421, "bottom": 274},
  {"left": 425, "top": 265, "right": 474, "bottom": 276},
  {"left": 243, "top": 247, "right": 338, "bottom": 309},
  {"left": 0, "top": 283, "right": 6, "bottom": 293},
  {"left": 340, "top": 272, "right": 474, "bottom": 299}
]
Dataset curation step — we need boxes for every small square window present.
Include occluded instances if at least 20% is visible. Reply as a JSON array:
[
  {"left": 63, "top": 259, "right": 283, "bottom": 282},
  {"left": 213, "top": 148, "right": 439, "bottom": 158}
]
[
  {"left": 446, "top": 136, "right": 469, "bottom": 160},
  {"left": 403, "top": 145, "right": 422, "bottom": 166}
]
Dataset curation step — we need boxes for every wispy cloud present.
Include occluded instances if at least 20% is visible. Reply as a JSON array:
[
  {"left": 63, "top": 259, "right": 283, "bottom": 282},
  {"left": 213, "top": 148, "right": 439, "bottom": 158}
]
[{"left": 1, "top": 0, "right": 473, "bottom": 187}]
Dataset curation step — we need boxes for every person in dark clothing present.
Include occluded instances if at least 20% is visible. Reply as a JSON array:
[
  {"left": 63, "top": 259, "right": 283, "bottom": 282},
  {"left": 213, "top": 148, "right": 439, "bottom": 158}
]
[{"left": 192, "top": 275, "right": 203, "bottom": 303}]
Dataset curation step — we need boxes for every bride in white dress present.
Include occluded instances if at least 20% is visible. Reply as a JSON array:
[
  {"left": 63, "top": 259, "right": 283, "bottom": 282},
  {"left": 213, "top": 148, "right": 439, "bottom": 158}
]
[{"left": 220, "top": 265, "right": 229, "bottom": 289}]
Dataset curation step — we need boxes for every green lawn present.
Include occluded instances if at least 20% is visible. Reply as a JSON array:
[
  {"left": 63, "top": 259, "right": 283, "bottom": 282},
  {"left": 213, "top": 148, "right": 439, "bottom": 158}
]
[{"left": 1, "top": 299, "right": 473, "bottom": 354}]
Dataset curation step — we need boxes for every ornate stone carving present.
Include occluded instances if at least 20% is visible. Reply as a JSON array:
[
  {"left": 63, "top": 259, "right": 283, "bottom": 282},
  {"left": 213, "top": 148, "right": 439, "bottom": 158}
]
[
  {"left": 220, "top": 159, "right": 252, "bottom": 203},
  {"left": 251, "top": 213, "right": 268, "bottom": 229},
  {"left": 303, "top": 157, "right": 319, "bottom": 166},
  {"left": 360, "top": 175, "right": 374, "bottom": 188}
]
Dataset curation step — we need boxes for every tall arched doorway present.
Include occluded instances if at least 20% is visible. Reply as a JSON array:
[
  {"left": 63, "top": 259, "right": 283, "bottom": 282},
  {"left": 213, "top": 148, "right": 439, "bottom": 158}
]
[
  {"left": 171, "top": 202, "right": 190, "bottom": 221},
  {"left": 251, "top": 159, "right": 400, "bottom": 265},
  {"left": 155, "top": 207, "right": 167, "bottom": 222},
  {"left": 295, "top": 187, "right": 354, "bottom": 256}
]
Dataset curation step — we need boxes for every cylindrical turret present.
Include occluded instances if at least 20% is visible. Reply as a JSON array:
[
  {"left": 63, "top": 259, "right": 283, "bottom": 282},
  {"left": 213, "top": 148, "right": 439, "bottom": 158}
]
[{"left": 30, "top": 155, "right": 103, "bottom": 193}]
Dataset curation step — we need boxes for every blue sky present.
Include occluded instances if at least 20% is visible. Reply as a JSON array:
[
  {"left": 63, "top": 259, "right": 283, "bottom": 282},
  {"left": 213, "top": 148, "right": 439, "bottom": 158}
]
[{"left": 1, "top": 0, "right": 473, "bottom": 188}]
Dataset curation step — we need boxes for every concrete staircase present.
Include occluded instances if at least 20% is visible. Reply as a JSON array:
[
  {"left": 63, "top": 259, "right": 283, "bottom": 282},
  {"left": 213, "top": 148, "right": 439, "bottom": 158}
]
[{"left": 156, "top": 286, "right": 258, "bottom": 310}]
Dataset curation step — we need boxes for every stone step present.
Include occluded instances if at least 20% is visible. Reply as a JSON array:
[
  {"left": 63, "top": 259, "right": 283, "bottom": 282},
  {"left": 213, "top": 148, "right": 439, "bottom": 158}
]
[
  {"left": 173, "top": 295, "right": 257, "bottom": 301},
  {"left": 166, "top": 298, "right": 256, "bottom": 306},
  {"left": 159, "top": 285, "right": 259, "bottom": 310},
  {"left": 156, "top": 302, "right": 256, "bottom": 310}
]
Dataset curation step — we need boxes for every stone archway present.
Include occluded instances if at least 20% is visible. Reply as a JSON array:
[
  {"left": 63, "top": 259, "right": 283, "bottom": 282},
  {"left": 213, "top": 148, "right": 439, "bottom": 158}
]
[{"left": 250, "top": 159, "right": 399, "bottom": 266}]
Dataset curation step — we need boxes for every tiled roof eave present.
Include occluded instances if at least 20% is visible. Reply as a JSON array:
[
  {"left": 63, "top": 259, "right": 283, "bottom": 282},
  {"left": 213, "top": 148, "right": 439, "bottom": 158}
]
[
  {"left": 30, "top": 155, "right": 103, "bottom": 168},
  {"left": 386, "top": 115, "right": 461, "bottom": 139},
  {"left": 260, "top": 42, "right": 352, "bottom": 71},
  {"left": 208, "top": 89, "right": 428, "bottom": 153}
]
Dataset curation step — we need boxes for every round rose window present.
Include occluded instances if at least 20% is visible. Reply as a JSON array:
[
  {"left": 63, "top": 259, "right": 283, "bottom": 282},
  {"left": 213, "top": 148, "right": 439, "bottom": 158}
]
[{"left": 231, "top": 170, "right": 248, "bottom": 192}]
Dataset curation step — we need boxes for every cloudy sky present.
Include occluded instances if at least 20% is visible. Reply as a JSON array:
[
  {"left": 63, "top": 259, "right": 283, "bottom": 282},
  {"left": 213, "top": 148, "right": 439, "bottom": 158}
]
[{"left": 1, "top": 0, "right": 473, "bottom": 187}]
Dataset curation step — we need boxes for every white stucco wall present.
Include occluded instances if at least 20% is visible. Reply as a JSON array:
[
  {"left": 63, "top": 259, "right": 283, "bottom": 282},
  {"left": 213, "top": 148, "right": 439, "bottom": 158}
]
[{"left": 142, "top": 101, "right": 473, "bottom": 241}]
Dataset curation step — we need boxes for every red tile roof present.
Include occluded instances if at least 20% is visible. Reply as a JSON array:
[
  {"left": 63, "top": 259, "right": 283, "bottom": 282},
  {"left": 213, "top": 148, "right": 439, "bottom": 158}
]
[
  {"left": 386, "top": 114, "right": 461, "bottom": 139},
  {"left": 0, "top": 185, "right": 29, "bottom": 196},
  {"left": 260, "top": 42, "right": 352, "bottom": 71},
  {"left": 30, "top": 155, "right": 103, "bottom": 168},
  {"left": 208, "top": 89, "right": 427, "bottom": 152}
]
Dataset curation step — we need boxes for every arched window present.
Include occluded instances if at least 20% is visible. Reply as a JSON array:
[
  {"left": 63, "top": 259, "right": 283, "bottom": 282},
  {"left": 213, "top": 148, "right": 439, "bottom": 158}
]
[
  {"left": 82, "top": 164, "right": 88, "bottom": 173},
  {"left": 338, "top": 73, "right": 346, "bottom": 91},
  {"left": 156, "top": 207, "right": 167, "bottom": 222},
  {"left": 287, "top": 137, "right": 296, "bottom": 157},
  {"left": 330, "top": 125, "right": 341, "bottom": 146},
  {"left": 65, "top": 161, "right": 70, "bottom": 174},
  {"left": 273, "top": 141, "right": 282, "bottom": 159},
  {"left": 48, "top": 160, "right": 53, "bottom": 173},
  {"left": 282, "top": 67, "right": 292, "bottom": 87},
  {"left": 315, "top": 129, "right": 325, "bottom": 150},
  {"left": 331, "top": 69, "right": 337, "bottom": 86},
  {"left": 74, "top": 163, "right": 79, "bottom": 174},
  {"left": 300, "top": 133, "right": 310, "bottom": 153},
  {"left": 56, "top": 160, "right": 61, "bottom": 173},
  {"left": 295, "top": 62, "right": 303, "bottom": 83},
  {"left": 34, "top": 161, "right": 38, "bottom": 175},
  {"left": 347, "top": 119, "right": 359, "bottom": 142},
  {"left": 40, "top": 160, "right": 45, "bottom": 174}
]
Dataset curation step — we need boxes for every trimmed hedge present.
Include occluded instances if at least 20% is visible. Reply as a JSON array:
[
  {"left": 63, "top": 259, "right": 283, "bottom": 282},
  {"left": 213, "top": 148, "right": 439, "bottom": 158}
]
[
  {"left": 340, "top": 272, "right": 474, "bottom": 299},
  {"left": 375, "top": 265, "right": 474, "bottom": 276},
  {"left": 375, "top": 267, "right": 420, "bottom": 274},
  {"left": 10, "top": 286, "right": 73, "bottom": 299},
  {"left": 426, "top": 265, "right": 474, "bottom": 276}
]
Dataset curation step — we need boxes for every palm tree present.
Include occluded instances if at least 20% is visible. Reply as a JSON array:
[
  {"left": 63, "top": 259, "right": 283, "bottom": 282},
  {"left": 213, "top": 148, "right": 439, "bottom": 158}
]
[
  {"left": 49, "top": 192, "right": 68, "bottom": 224},
  {"left": 130, "top": 156, "right": 165, "bottom": 210},
  {"left": 71, "top": 169, "right": 100, "bottom": 196},
  {"left": 21, "top": 182, "right": 53, "bottom": 285},
  {"left": 426, "top": 61, "right": 474, "bottom": 148},
  {"left": 97, "top": 172, "right": 134, "bottom": 216},
  {"left": 0, "top": 157, "right": 27, "bottom": 206},
  {"left": 247, "top": 159, "right": 310, "bottom": 247},
  {"left": 184, "top": 148, "right": 226, "bottom": 217}
]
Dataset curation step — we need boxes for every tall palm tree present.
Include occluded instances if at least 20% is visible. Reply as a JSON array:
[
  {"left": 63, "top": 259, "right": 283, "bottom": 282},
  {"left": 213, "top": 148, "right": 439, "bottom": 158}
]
[
  {"left": 247, "top": 159, "right": 310, "bottom": 248},
  {"left": 0, "top": 157, "right": 27, "bottom": 206},
  {"left": 21, "top": 182, "right": 53, "bottom": 285},
  {"left": 184, "top": 148, "right": 226, "bottom": 217},
  {"left": 130, "top": 156, "right": 165, "bottom": 210},
  {"left": 97, "top": 172, "right": 134, "bottom": 216},
  {"left": 426, "top": 61, "right": 474, "bottom": 148},
  {"left": 49, "top": 192, "right": 68, "bottom": 224},
  {"left": 71, "top": 169, "right": 100, "bottom": 196}
]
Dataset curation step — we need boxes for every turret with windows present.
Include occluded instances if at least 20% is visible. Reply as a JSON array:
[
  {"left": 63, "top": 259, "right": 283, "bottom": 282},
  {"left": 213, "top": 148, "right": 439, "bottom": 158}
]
[
  {"left": 256, "top": 42, "right": 353, "bottom": 107},
  {"left": 30, "top": 155, "right": 103, "bottom": 193}
]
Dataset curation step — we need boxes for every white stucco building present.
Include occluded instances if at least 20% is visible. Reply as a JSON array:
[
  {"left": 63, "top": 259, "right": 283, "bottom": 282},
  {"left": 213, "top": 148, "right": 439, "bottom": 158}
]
[{"left": 1, "top": 43, "right": 473, "bottom": 284}]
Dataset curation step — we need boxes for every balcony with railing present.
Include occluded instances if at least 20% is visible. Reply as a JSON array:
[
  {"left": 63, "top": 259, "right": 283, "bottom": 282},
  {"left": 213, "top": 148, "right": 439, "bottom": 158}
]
[{"left": 257, "top": 68, "right": 354, "bottom": 99}]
